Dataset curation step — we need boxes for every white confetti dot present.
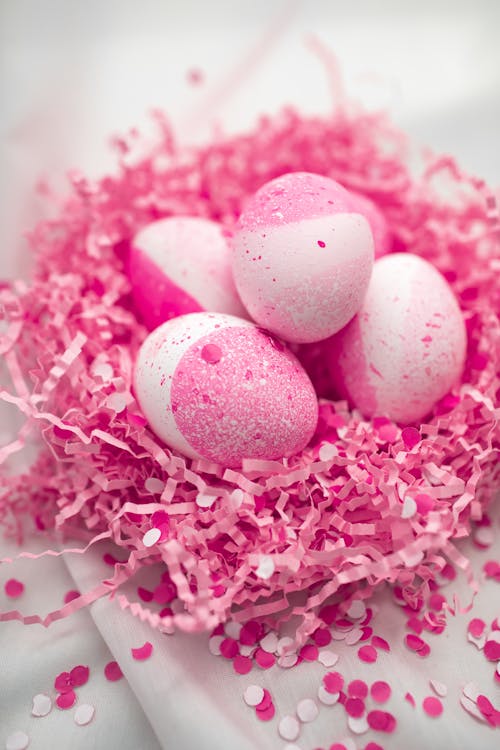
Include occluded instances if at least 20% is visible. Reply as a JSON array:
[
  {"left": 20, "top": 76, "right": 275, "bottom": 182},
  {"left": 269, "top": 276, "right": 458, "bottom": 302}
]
[
  {"left": 260, "top": 632, "right": 279, "bottom": 653},
  {"left": 296, "top": 698, "right": 318, "bottom": 723},
  {"left": 347, "top": 599, "right": 366, "bottom": 620},
  {"left": 278, "top": 715, "right": 300, "bottom": 742},
  {"left": 277, "top": 636, "right": 295, "bottom": 656},
  {"left": 256, "top": 555, "right": 275, "bottom": 580},
  {"left": 6, "top": 732, "right": 29, "bottom": 750},
  {"left": 474, "top": 526, "right": 494, "bottom": 547},
  {"left": 239, "top": 644, "right": 255, "bottom": 657},
  {"left": 467, "top": 631, "right": 486, "bottom": 649},
  {"left": 278, "top": 653, "right": 298, "bottom": 668},
  {"left": 319, "top": 442, "right": 336, "bottom": 461},
  {"left": 347, "top": 714, "right": 369, "bottom": 734},
  {"left": 429, "top": 679, "right": 448, "bottom": 697},
  {"left": 225, "top": 621, "right": 242, "bottom": 640},
  {"left": 317, "top": 650, "right": 339, "bottom": 667},
  {"left": 74, "top": 704, "right": 95, "bottom": 726},
  {"left": 345, "top": 627, "right": 363, "bottom": 646},
  {"left": 488, "top": 630, "right": 500, "bottom": 644},
  {"left": 31, "top": 693, "right": 52, "bottom": 717},
  {"left": 208, "top": 635, "right": 224, "bottom": 656},
  {"left": 243, "top": 685, "right": 264, "bottom": 707},
  {"left": 196, "top": 493, "right": 216, "bottom": 509},
  {"left": 317, "top": 685, "right": 340, "bottom": 706},
  {"left": 142, "top": 528, "right": 161, "bottom": 547},
  {"left": 330, "top": 629, "right": 347, "bottom": 641},
  {"left": 401, "top": 496, "right": 417, "bottom": 519}
]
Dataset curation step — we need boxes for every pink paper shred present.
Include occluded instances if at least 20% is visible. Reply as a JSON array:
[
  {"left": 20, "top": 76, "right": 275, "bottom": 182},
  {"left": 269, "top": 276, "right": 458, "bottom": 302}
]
[{"left": 0, "top": 89, "right": 499, "bottom": 641}]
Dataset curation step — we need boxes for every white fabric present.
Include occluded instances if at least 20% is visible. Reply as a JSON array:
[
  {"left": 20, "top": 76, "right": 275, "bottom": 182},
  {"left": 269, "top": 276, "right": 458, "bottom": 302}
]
[{"left": 1, "top": 2, "right": 499, "bottom": 749}]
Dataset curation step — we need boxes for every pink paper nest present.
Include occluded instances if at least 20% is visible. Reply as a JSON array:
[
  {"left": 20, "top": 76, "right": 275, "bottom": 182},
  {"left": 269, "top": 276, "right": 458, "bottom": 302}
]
[{"left": 1, "top": 101, "right": 499, "bottom": 640}]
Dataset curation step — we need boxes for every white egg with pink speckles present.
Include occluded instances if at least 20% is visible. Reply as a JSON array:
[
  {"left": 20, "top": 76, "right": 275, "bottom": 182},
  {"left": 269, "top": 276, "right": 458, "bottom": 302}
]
[
  {"left": 231, "top": 172, "right": 374, "bottom": 343},
  {"left": 325, "top": 252, "right": 466, "bottom": 423},
  {"left": 133, "top": 312, "right": 318, "bottom": 467},
  {"left": 129, "top": 216, "right": 246, "bottom": 330}
]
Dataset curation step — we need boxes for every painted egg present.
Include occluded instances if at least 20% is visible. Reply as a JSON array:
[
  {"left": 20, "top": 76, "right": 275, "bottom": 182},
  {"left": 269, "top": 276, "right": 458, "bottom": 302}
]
[
  {"left": 349, "top": 191, "right": 391, "bottom": 258},
  {"left": 133, "top": 312, "right": 318, "bottom": 466},
  {"left": 129, "top": 216, "right": 246, "bottom": 330},
  {"left": 231, "top": 172, "right": 374, "bottom": 344},
  {"left": 325, "top": 252, "right": 466, "bottom": 423}
]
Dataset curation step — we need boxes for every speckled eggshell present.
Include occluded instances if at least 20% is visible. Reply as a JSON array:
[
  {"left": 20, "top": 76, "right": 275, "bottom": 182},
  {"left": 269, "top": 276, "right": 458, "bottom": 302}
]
[
  {"left": 129, "top": 216, "right": 246, "bottom": 330},
  {"left": 326, "top": 252, "right": 466, "bottom": 424},
  {"left": 231, "top": 172, "right": 374, "bottom": 344},
  {"left": 349, "top": 191, "right": 391, "bottom": 258},
  {"left": 133, "top": 312, "right": 319, "bottom": 467}
]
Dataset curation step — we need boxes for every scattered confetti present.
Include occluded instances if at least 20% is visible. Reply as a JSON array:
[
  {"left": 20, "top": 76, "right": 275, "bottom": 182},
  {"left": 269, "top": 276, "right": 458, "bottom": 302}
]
[
  {"left": 317, "top": 685, "right": 340, "bottom": 706},
  {"left": 345, "top": 697, "right": 365, "bottom": 718},
  {"left": 56, "top": 690, "right": 77, "bottom": 710},
  {"left": 278, "top": 715, "right": 301, "bottom": 742},
  {"left": 131, "top": 642, "right": 153, "bottom": 661},
  {"left": 31, "top": 694, "right": 52, "bottom": 717},
  {"left": 370, "top": 681, "right": 391, "bottom": 704},
  {"left": 367, "top": 710, "right": 397, "bottom": 732},
  {"left": 318, "top": 650, "right": 339, "bottom": 667},
  {"left": 254, "top": 648, "right": 276, "bottom": 669},
  {"left": 348, "top": 680, "right": 368, "bottom": 699},
  {"left": 104, "top": 661, "right": 123, "bottom": 681},
  {"left": 54, "top": 672, "right": 72, "bottom": 693},
  {"left": 5, "top": 732, "right": 29, "bottom": 750},
  {"left": 74, "top": 703, "right": 95, "bottom": 726},
  {"left": 142, "top": 527, "right": 162, "bottom": 547},
  {"left": 358, "top": 645, "right": 378, "bottom": 663},
  {"left": 244, "top": 685, "right": 264, "bottom": 707},
  {"left": 296, "top": 698, "right": 319, "bottom": 723},
  {"left": 233, "top": 655, "right": 252, "bottom": 675},
  {"left": 423, "top": 696, "right": 443, "bottom": 717},
  {"left": 323, "top": 672, "right": 344, "bottom": 694},
  {"left": 4, "top": 579, "right": 24, "bottom": 598},
  {"left": 70, "top": 665, "right": 89, "bottom": 687},
  {"left": 347, "top": 714, "right": 369, "bottom": 735},
  {"left": 347, "top": 600, "right": 366, "bottom": 619}
]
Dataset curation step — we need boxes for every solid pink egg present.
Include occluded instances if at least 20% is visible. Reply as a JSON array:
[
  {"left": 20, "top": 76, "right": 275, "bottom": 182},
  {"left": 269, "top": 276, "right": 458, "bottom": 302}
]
[
  {"left": 129, "top": 216, "right": 246, "bottom": 330},
  {"left": 133, "top": 312, "right": 318, "bottom": 467},
  {"left": 231, "top": 172, "right": 374, "bottom": 344},
  {"left": 324, "top": 252, "right": 466, "bottom": 423}
]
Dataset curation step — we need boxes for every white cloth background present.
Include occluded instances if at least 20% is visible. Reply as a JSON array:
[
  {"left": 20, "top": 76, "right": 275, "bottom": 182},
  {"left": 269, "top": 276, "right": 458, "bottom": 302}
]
[{"left": 1, "top": 2, "right": 499, "bottom": 749}]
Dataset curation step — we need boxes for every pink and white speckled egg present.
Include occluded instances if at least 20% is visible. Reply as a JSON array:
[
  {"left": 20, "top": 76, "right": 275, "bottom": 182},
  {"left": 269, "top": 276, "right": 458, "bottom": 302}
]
[
  {"left": 129, "top": 216, "right": 246, "bottom": 330},
  {"left": 133, "top": 312, "right": 318, "bottom": 466},
  {"left": 349, "top": 191, "right": 391, "bottom": 259},
  {"left": 326, "top": 252, "right": 466, "bottom": 423},
  {"left": 231, "top": 172, "right": 374, "bottom": 344}
]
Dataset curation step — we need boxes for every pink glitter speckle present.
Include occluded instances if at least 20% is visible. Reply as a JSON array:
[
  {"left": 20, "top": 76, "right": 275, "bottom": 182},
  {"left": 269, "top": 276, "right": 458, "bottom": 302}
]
[
  {"left": 317, "top": 240, "right": 326, "bottom": 248},
  {"left": 370, "top": 681, "right": 391, "bottom": 704},
  {"left": 423, "top": 696, "right": 443, "bottom": 717},
  {"left": 4, "top": 579, "right": 24, "bottom": 598},
  {"left": 131, "top": 642, "right": 153, "bottom": 661},
  {"left": 56, "top": 690, "right": 77, "bottom": 710},
  {"left": 104, "top": 661, "right": 123, "bottom": 681},
  {"left": 358, "top": 645, "right": 378, "bottom": 663},
  {"left": 201, "top": 343, "right": 222, "bottom": 364}
]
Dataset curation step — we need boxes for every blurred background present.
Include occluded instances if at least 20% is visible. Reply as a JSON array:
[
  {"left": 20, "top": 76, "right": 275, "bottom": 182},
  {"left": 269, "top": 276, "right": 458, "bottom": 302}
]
[{"left": 1, "top": 0, "right": 499, "bottom": 279}]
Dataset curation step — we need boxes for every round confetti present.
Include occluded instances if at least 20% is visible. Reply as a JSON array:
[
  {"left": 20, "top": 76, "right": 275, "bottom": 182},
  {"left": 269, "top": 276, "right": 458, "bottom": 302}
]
[
  {"left": 220, "top": 638, "right": 239, "bottom": 659},
  {"left": 371, "top": 636, "right": 390, "bottom": 652},
  {"left": 299, "top": 644, "right": 319, "bottom": 661},
  {"left": 70, "top": 665, "right": 90, "bottom": 687},
  {"left": 260, "top": 632, "right": 279, "bottom": 653},
  {"left": 318, "top": 685, "right": 340, "bottom": 706},
  {"left": 345, "top": 697, "right": 365, "bottom": 718},
  {"left": 131, "top": 641, "right": 153, "bottom": 660},
  {"left": 423, "top": 696, "right": 443, "bottom": 717},
  {"left": 56, "top": 690, "right": 77, "bottom": 710},
  {"left": 348, "top": 680, "right": 368, "bottom": 699},
  {"left": 484, "top": 640, "right": 500, "bottom": 661},
  {"left": 278, "top": 653, "right": 298, "bottom": 669},
  {"left": 367, "top": 710, "right": 397, "bottom": 732},
  {"left": 74, "top": 704, "right": 95, "bottom": 726},
  {"left": 243, "top": 685, "right": 264, "bottom": 707},
  {"left": 255, "top": 704, "right": 275, "bottom": 722},
  {"left": 358, "top": 645, "right": 377, "bottom": 663},
  {"left": 54, "top": 672, "right": 72, "bottom": 693},
  {"left": 323, "top": 672, "right": 344, "bottom": 694},
  {"left": 5, "top": 732, "right": 29, "bottom": 750},
  {"left": 142, "top": 527, "right": 162, "bottom": 547},
  {"left": 4, "top": 579, "right": 24, "bottom": 598},
  {"left": 370, "top": 681, "right": 391, "bottom": 704},
  {"left": 347, "top": 600, "right": 366, "bottom": 619},
  {"left": 279, "top": 715, "right": 300, "bottom": 742},
  {"left": 104, "top": 661, "right": 123, "bottom": 682},
  {"left": 208, "top": 635, "right": 224, "bottom": 656},
  {"left": 318, "top": 650, "right": 339, "bottom": 667},
  {"left": 364, "top": 743, "right": 384, "bottom": 750},
  {"left": 347, "top": 714, "right": 369, "bottom": 735},
  {"left": 254, "top": 648, "right": 276, "bottom": 669},
  {"left": 31, "top": 694, "right": 52, "bottom": 717},
  {"left": 296, "top": 698, "right": 319, "bottom": 723},
  {"left": 256, "top": 688, "right": 273, "bottom": 711},
  {"left": 233, "top": 655, "right": 252, "bottom": 675}
]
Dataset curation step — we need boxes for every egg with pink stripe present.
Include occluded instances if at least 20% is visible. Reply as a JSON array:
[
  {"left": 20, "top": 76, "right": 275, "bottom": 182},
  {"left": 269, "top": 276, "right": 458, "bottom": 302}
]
[
  {"left": 129, "top": 216, "right": 246, "bottom": 330},
  {"left": 133, "top": 312, "right": 318, "bottom": 466},
  {"left": 325, "top": 252, "right": 466, "bottom": 423},
  {"left": 231, "top": 172, "right": 374, "bottom": 343}
]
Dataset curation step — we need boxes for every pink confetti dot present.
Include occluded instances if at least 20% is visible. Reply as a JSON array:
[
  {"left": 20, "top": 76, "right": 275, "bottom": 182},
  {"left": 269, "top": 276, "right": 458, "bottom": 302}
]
[
  {"left": 233, "top": 655, "right": 252, "bottom": 675},
  {"left": 239, "top": 620, "right": 261, "bottom": 645},
  {"left": 56, "top": 690, "right": 77, "bottom": 710},
  {"left": 70, "top": 665, "right": 89, "bottom": 687},
  {"left": 405, "top": 692, "right": 415, "bottom": 707},
  {"left": 54, "top": 672, "right": 72, "bottom": 693},
  {"left": 256, "top": 688, "right": 273, "bottom": 711},
  {"left": 220, "top": 637, "right": 239, "bottom": 659},
  {"left": 402, "top": 426, "right": 420, "bottom": 449},
  {"left": 255, "top": 703, "right": 275, "bottom": 721},
  {"left": 64, "top": 590, "right": 80, "bottom": 604},
  {"left": 254, "top": 648, "right": 276, "bottom": 669},
  {"left": 104, "top": 661, "right": 123, "bottom": 681},
  {"left": 370, "top": 681, "right": 391, "bottom": 704},
  {"left": 317, "top": 240, "right": 326, "bottom": 248},
  {"left": 371, "top": 636, "right": 390, "bottom": 652},
  {"left": 323, "top": 672, "right": 344, "bottom": 694},
  {"left": 201, "top": 343, "right": 222, "bottom": 364},
  {"left": 345, "top": 697, "right": 365, "bottom": 717},
  {"left": 484, "top": 640, "right": 500, "bottom": 661},
  {"left": 364, "top": 743, "right": 384, "bottom": 750},
  {"left": 358, "top": 645, "right": 377, "bottom": 663},
  {"left": 404, "top": 633, "right": 429, "bottom": 656},
  {"left": 468, "top": 618, "right": 486, "bottom": 638},
  {"left": 299, "top": 644, "right": 319, "bottom": 661},
  {"left": 313, "top": 627, "right": 332, "bottom": 647},
  {"left": 348, "top": 680, "right": 368, "bottom": 699},
  {"left": 367, "top": 710, "right": 397, "bottom": 732},
  {"left": 131, "top": 641, "right": 153, "bottom": 660},
  {"left": 423, "top": 696, "right": 443, "bottom": 717},
  {"left": 4, "top": 578, "right": 24, "bottom": 598},
  {"left": 137, "top": 586, "right": 154, "bottom": 602},
  {"left": 329, "top": 744, "right": 347, "bottom": 750}
]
